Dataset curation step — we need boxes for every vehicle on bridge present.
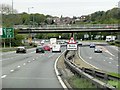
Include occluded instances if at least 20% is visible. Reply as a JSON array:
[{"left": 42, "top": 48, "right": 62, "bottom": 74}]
[{"left": 16, "top": 46, "right": 26, "bottom": 53}]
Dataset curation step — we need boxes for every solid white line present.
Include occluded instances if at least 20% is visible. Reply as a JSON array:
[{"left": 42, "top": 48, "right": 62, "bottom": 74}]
[
  {"left": 33, "top": 59, "right": 35, "bottom": 60},
  {"left": 1, "top": 75, "right": 7, "bottom": 79},
  {"left": 104, "top": 60, "right": 106, "bottom": 61},
  {"left": 78, "top": 47, "right": 99, "bottom": 70},
  {"left": 109, "top": 62, "right": 111, "bottom": 64},
  {"left": 54, "top": 50, "right": 68, "bottom": 89}
]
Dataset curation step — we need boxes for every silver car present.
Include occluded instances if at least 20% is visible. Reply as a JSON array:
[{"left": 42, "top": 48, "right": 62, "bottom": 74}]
[{"left": 94, "top": 47, "right": 102, "bottom": 53}]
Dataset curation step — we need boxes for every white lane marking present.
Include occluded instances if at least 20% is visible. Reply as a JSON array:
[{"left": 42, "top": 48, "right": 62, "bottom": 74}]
[
  {"left": 49, "top": 54, "right": 54, "bottom": 58},
  {"left": 33, "top": 58, "right": 35, "bottom": 61},
  {"left": 10, "top": 69, "right": 14, "bottom": 72},
  {"left": 105, "top": 50, "right": 115, "bottom": 57},
  {"left": 116, "top": 65, "right": 119, "bottom": 67},
  {"left": 89, "top": 57, "right": 92, "bottom": 59},
  {"left": 109, "top": 58, "right": 113, "bottom": 60},
  {"left": 104, "top": 60, "right": 106, "bottom": 61},
  {"left": 1, "top": 75, "right": 7, "bottom": 79},
  {"left": 23, "top": 63, "right": 26, "bottom": 65},
  {"left": 17, "top": 66, "right": 21, "bottom": 68},
  {"left": 54, "top": 50, "right": 67, "bottom": 89},
  {"left": 28, "top": 61, "right": 31, "bottom": 63},
  {"left": 115, "top": 48, "right": 120, "bottom": 52},
  {"left": 29, "top": 51, "right": 36, "bottom": 54},
  {"left": 78, "top": 47, "right": 99, "bottom": 70},
  {"left": 109, "top": 62, "right": 111, "bottom": 64}
]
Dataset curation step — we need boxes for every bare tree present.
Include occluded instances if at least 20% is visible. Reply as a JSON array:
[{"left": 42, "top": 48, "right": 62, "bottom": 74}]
[{"left": 0, "top": 4, "right": 17, "bottom": 14}]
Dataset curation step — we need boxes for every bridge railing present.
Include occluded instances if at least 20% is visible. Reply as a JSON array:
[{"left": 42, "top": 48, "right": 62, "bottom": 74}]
[{"left": 14, "top": 24, "right": 118, "bottom": 29}]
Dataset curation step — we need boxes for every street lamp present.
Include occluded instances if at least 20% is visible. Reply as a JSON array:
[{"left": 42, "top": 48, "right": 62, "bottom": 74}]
[
  {"left": 28, "top": 7, "right": 34, "bottom": 27},
  {"left": 28, "top": 7, "right": 34, "bottom": 45}
]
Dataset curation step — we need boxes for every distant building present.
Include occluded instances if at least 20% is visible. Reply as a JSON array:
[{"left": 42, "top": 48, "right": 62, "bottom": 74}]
[{"left": 80, "top": 15, "right": 88, "bottom": 21}]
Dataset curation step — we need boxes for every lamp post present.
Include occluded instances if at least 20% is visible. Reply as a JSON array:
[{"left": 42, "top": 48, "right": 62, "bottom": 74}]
[
  {"left": 28, "top": 7, "right": 34, "bottom": 27},
  {"left": 10, "top": 0, "right": 14, "bottom": 48},
  {"left": 28, "top": 7, "right": 34, "bottom": 45}
]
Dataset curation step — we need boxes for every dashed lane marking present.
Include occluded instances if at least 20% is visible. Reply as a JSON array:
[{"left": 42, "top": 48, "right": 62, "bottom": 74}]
[
  {"left": 17, "top": 66, "right": 21, "bottom": 68},
  {"left": 1, "top": 75, "right": 7, "bottom": 79},
  {"left": 23, "top": 63, "right": 26, "bottom": 65},
  {"left": 28, "top": 61, "right": 31, "bottom": 63},
  {"left": 109, "top": 58, "right": 113, "bottom": 60},
  {"left": 89, "top": 57, "right": 92, "bottom": 59},
  {"left": 10, "top": 69, "right": 14, "bottom": 72},
  {"left": 116, "top": 65, "right": 119, "bottom": 67},
  {"left": 109, "top": 62, "right": 111, "bottom": 64},
  {"left": 33, "top": 59, "right": 35, "bottom": 61}
]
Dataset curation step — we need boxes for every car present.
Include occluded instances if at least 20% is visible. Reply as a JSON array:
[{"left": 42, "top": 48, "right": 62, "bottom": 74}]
[
  {"left": 52, "top": 44, "right": 61, "bottom": 52},
  {"left": 90, "top": 43, "right": 95, "bottom": 48},
  {"left": 43, "top": 45, "right": 51, "bottom": 51},
  {"left": 37, "top": 44, "right": 42, "bottom": 47},
  {"left": 94, "top": 47, "right": 102, "bottom": 53},
  {"left": 16, "top": 46, "right": 26, "bottom": 53},
  {"left": 77, "top": 41, "right": 82, "bottom": 46},
  {"left": 36, "top": 47, "right": 45, "bottom": 53}
]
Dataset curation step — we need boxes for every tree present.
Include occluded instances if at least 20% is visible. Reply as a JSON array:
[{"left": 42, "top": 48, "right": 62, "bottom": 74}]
[{"left": 0, "top": 4, "right": 17, "bottom": 14}]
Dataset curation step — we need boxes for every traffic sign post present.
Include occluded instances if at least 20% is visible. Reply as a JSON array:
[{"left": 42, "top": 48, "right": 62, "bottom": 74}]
[
  {"left": 1, "top": 27, "right": 14, "bottom": 48},
  {"left": 2, "top": 28, "right": 14, "bottom": 38}
]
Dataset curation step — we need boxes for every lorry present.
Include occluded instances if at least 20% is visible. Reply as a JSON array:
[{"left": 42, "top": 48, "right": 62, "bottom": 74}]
[
  {"left": 50, "top": 38, "right": 57, "bottom": 45},
  {"left": 105, "top": 36, "right": 116, "bottom": 42},
  {"left": 50, "top": 38, "right": 57, "bottom": 48}
]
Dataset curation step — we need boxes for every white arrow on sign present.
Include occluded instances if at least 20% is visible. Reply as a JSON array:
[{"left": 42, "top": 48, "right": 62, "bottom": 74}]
[{"left": 0, "top": 28, "right": 2, "bottom": 35}]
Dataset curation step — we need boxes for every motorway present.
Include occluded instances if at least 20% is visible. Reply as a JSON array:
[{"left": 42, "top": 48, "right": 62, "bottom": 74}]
[
  {"left": 1, "top": 47, "right": 65, "bottom": 88},
  {"left": 79, "top": 42, "right": 119, "bottom": 73}
]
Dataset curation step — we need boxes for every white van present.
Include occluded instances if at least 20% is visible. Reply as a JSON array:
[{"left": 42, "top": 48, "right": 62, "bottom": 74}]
[{"left": 52, "top": 44, "right": 61, "bottom": 52}]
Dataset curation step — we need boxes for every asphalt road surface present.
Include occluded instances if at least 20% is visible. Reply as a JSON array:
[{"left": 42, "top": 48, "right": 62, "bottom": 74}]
[
  {"left": 1, "top": 47, "right": 65, "bottom": 88},
  {"left": 79, "top": 42, "right": 119, "bottom": 74}
]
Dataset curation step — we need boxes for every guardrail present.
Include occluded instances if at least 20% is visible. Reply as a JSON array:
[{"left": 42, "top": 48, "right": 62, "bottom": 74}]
[{"left": 64, "top": 50, "right": 118, "bottom": 89}]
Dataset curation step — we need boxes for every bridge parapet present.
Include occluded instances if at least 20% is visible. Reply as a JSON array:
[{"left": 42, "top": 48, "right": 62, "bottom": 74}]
[{"left": 14, "top": 24, "right": 118, "bottom": 29}]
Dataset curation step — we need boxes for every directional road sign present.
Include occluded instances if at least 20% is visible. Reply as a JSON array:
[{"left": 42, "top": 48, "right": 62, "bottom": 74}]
[{"left": 2, "top": 28, "right": 14, "bottom": 38}]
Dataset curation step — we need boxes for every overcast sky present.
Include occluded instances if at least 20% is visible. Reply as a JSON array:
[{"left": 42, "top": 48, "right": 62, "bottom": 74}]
[{"left": 1, "top": 0, "right": 119, "bottom": 17}]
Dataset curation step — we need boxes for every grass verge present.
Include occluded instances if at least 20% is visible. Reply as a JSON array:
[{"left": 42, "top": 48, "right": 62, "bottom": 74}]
[
  {"left": 68, "top": 75, "right": 97, "bottom": 89},
  {"left": 108, "top": 72, "right": 120, "bottom": 78},
  {"left": 108, "top": 80, "right": 120, "bottom": 88}
]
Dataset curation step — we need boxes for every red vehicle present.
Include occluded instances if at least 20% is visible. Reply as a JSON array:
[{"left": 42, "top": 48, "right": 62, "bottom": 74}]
[{"left": 43, "top": 45, "right": 51, "bottom": 51}]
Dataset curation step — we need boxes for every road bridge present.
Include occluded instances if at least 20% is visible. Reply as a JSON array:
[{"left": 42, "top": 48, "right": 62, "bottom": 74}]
[{"left": 14, "top": 24, "right": 119, "bottom": 33}]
